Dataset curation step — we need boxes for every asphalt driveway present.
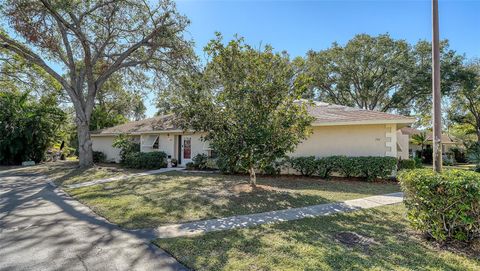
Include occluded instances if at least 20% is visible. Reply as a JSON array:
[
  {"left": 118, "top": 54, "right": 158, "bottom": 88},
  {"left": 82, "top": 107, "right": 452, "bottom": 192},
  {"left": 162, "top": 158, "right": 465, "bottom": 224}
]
[{"left": 0, "top": 172, "right": 186, "bottom": 271}]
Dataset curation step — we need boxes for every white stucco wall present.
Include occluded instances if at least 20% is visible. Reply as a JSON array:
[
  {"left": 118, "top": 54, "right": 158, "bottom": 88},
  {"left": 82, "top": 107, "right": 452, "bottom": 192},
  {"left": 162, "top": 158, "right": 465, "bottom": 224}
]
[
  {"left": 396, "top": 130, "right": 410, "bottom": 160},
  {"left": 91, "top": 136, "right": 121, "bottom": 162},
  {"left": 91, "top": 124, "right": 403, "bottom": 165},
  {"left": 291, "top": 124, "right": 394, "bottom": 157}
]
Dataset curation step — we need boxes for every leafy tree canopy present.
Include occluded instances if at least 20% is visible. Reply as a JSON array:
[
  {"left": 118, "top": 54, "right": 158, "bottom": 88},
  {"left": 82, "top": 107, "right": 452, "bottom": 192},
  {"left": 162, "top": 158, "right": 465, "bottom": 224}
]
[
  {"left": 300, "top": 34, "right": 464, "bottom": 116},
  {"left": 0, "top": 90, "right": 65, "bottom": 164},
  {"left": 449, "top": 59, "right": 480, "bottom": 143},
  {"left": 172, "top": 34, "right": 314, "bottom": 185},
  {"left": 0, "top": 0, "right": 193, "bottom": 167}
]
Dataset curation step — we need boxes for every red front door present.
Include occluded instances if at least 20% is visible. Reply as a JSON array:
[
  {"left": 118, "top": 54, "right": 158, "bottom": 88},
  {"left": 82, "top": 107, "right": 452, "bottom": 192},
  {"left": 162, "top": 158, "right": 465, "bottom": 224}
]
[{"left": 183, "top": 138, "right": 191, "bottom": 160}]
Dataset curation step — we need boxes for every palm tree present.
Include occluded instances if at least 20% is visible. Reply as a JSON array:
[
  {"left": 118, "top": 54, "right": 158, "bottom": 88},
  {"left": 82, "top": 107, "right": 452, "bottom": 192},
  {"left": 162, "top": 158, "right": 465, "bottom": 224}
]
[{"left": 411, "top": 131, "right": 429, "bottom": 152}]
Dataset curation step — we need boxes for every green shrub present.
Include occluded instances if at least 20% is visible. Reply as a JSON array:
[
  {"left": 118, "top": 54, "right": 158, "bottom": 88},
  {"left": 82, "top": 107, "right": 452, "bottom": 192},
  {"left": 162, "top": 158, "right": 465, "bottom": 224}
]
[
  {"left": 398, "top": 159, "right": 416, "bottom": 170},
  {"left": 399, "top": 169, "right": 480, "bottom": 242},
  {"left": 92, "top": 151, "right": 106, "bottom": 163},
  {"left": 287, "top": 155, "right": 397, "bottom": 180},
  {"left": 192, "top": 153, "right": 209, "bottom": 170},
  {"left": 354, "top": 156, "right": 397, "bottom": 180},
  {"left": 413, "top": 157, "right": 423, "bottom": 168},
  {"left": 216, "top": 153, "right": 245, "bottom": 174},
  {"left": 335, "top": 156, "right": 361, "bottom": 178},
  {"left": 112, "top": 134, "right": 140, "bottom": 162},
  {"left": 185, "top": 162, "right": 195, "bottom": 170},
  {"left": 288, "top": 156, "right": 318, "bottom": 176},
  {"left": 205, "top": 158, "right": 218, "bottom": 170},
  {"left": 123, "top": 151, "right": 167, "bottom": 169},
  {"left": 316, "top": 156, "right": 342, "bottom": 178},
  {"left": 261, "top": 159, "right": 286, "bottom": 176},
  {"left": 451, "top": 147, "right": 467, "bottom": 163}
]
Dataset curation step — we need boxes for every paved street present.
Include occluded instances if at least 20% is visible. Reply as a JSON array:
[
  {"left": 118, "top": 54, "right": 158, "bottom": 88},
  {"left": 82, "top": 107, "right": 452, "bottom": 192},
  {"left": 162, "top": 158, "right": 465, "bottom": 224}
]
[{"left": 0, "top": 172, "right": 186, "bottom": 271}]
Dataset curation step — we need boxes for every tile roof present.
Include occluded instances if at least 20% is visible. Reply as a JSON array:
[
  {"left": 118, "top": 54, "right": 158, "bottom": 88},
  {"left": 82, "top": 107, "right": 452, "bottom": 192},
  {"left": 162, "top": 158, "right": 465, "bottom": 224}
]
[
  {"left": 91, "top": 114, "right": 178, "bottom": 135},
  {"left": 91, "top": 101, "right": 415, "bottom": 135},
  {"left": 306, "top": 101, "right": 415, "bottom": 124}
]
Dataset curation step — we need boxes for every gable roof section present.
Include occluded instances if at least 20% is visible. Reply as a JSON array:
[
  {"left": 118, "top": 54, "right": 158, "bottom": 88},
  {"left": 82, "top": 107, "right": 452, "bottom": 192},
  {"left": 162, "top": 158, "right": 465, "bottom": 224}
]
[
  {"left": 307, "top": 102, "right": 415, "bottom": 126},
  {"left": 91, "top": 114, "right": 178, "bottom": 136},
  {"left": 91, "top": 102, "right": 415, "bottom": 136}
]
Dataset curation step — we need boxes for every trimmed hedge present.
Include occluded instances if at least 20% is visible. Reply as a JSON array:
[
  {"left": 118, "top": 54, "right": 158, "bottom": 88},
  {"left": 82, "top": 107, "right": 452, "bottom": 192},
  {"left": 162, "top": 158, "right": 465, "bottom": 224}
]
[
  {"left": 399, "top": 169, "right": 480, "bottom": 242},
  {"left": 398, "top": 159, "right": 416, "bottom": 170},
  {"left": 123, "top": 151, "right": 167, "bottom": 169},
  {"left": 288, "top": 156, "right": 397, "bottom": 180},
  {"left": 289, "top": 156, "right": 318, "bottom": 176}
]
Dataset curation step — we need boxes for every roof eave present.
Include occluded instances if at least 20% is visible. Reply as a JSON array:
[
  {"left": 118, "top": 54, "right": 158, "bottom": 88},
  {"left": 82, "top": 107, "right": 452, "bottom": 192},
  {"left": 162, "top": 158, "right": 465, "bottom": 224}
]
[{"left": 311, "top": 118, "right": 415, "bottom": 127}]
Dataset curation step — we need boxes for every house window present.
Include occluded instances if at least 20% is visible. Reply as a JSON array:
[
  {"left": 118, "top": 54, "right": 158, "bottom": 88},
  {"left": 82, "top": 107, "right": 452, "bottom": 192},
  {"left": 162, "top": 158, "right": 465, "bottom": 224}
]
[{"left": 153, "top": 137, "right": 159, "bottom": 149}]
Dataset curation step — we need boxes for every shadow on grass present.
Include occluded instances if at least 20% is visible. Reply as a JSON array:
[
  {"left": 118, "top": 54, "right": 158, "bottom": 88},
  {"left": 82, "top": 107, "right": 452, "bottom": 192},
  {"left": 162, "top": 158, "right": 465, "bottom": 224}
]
[
  {"left": 156, "top": 205, "right": 479, "bottom": 271},
  {"left": 67, "top": 173, "right": 332, "bottom": 229}
]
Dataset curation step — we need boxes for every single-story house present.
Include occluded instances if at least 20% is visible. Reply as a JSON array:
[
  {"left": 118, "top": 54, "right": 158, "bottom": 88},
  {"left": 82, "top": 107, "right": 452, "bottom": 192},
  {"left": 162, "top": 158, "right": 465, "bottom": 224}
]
[
  {"left": 91, "top": 102, "right": 415, "bottom": 165},
  {"left": 397, "top": 127, "right": 457, "bottom": 158}
]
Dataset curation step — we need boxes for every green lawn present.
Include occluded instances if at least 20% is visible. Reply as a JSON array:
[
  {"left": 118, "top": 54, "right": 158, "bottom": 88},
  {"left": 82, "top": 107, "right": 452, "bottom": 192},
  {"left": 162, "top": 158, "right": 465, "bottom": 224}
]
[
  {"left": 66, "top": 171, "right": 400, "bottom": 229},
  {"left": 155, "top": 204, "right": 480, "bottom": 271},
  {"left": 0, "top": 161, "right": 142, "bottom": 185}
]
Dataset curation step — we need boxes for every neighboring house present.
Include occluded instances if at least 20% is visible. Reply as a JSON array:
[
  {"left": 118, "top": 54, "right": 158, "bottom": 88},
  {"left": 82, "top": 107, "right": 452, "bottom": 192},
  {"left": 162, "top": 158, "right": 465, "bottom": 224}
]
[
  {"left": 91, "top": 102, "right": 415, "bottom": 165},
  {"left": 398, "top": 127, "right": 457, "bottom": 158}
]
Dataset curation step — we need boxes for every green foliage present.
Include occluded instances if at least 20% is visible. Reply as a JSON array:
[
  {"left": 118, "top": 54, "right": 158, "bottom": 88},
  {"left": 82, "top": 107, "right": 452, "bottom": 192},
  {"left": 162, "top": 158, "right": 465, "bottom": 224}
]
[
  {"left": 450, "top": 147, "right": 467, "bottom": 163},
  {"left": 314, "top": 156, "right": 341, "bottom": 179},
  {"left": 123, "top": 151, "right": 167, "bottom": 169},
  {"left": 192, "top": 153, "right": 209, "bottom": 170},
  {"left": 467, "top": 142, "right": 480, "bottom": 166},
  {"left": 112, "top": 134, "right": 140, "bottom": 162},
  {"left": 410, "top": 132, "right": 428, "bottom": 150},
  {"left": 172, "top": 35, "right": 313, "bottom": 183},
  {"left": 185, "top": 162, "right": 195, "bottom": 170},
  {"left": 399, "top": 169, "right": 480, "bottom": 242},
  {"left": 353, "top": 157, "right": 398, "bottom": 181},
  {"left": 288, "top": 156, "right": 318, "bottom": 177},
  {"left": 413, "top": 157, "right": 424, "bottom": 168},
  {"left": 301, "top": 34, "right": 464, "bottom": 115},
  {"left": 260, "top": 159, "right": 288, "bottom": 176},
  {"left": 335, "top": 156, "right": 361, "bottom": 178},
  {"left": 288, "top": 156, "right": 397, "bottom": 181},
  {"left": 89, "top": 75, "right": 146, "bottom": 131},
  {"left": 398, "top": 159, "right": 417, "bottom": 170},
  {"left": 0, "top": 90, "right": 65, "bottom": 164},
  {"left": 92, "top": 151, "right": 106, "bottom": 163},
  {"left": 449, "top": 60, "right": 480, "bottom": 143}
]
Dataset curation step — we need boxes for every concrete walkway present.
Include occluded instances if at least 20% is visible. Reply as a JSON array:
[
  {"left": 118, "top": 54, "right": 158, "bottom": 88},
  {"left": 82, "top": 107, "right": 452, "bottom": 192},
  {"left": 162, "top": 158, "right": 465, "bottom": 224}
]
[
  {"left": 66, "top": 167, "right": 185, "bottom": 189},
  {"left": 0, "top": 173, "right": 187, "bottom": 271},
  {"left": 134, "top": 192, "right": 404, "bottom": 239}
]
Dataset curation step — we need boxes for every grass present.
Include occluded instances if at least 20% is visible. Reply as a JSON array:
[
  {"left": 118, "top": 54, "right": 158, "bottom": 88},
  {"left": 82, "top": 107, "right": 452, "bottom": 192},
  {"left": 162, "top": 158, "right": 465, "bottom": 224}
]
[
  {"left": 66, "top": 171, "right": 400, "bottom": 229},
  {"left": 155, "top": 204, "right": 480, "bottom": 271},
  {"left": 422, "top": 163, "right": 477, "bottom": 171},
  {"left": 0, "top": 161, "right": 142, "bottom": 185}
]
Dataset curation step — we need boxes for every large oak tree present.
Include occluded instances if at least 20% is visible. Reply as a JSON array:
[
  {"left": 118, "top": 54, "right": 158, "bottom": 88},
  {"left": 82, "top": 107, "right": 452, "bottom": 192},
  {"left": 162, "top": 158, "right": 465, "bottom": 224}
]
[
  {"left": 300, "top": 34, "right": 464, "bottom": 115},
  {"left": 0, "top": 0, "right": 192, "bottom": 166},
  {"left": 449, "top": 60, "right": 480, "bottom": 143}
]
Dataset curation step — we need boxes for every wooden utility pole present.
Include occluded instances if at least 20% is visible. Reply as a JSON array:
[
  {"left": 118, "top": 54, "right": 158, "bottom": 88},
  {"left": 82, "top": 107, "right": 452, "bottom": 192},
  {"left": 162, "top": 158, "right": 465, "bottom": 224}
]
[{"left": 432, "top": 0, "right": 442, "bottom": 172}]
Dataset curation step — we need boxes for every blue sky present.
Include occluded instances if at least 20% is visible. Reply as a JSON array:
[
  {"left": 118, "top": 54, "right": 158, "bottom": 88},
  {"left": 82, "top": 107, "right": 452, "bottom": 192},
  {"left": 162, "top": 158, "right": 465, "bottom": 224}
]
[
  {"left": 84, "top": 0, "right": 470, "bottom": 116},
  {"left": 144, "top": 0, "right": 479, "bottom": 116}
]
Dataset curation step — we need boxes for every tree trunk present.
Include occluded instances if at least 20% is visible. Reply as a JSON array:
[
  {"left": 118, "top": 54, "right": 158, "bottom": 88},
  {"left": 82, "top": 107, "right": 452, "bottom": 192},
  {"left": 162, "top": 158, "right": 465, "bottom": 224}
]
[
  {"left": 77, "top": 120, "right": 94, "bottom": 167},
  {"left": 249, "top": 166, "right": 256, "bottom": 187},
  {"left": 477, "top": 125, "right": 480, "bottom": 143}
]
